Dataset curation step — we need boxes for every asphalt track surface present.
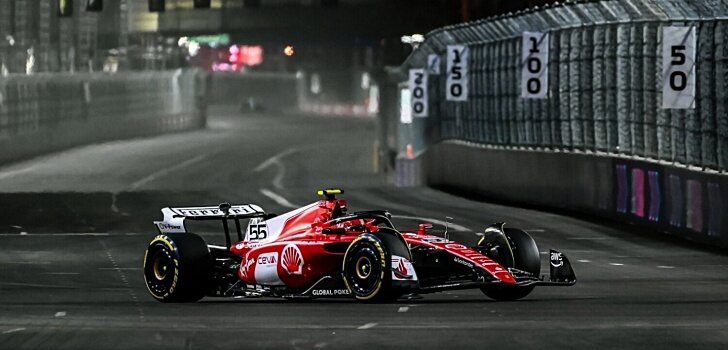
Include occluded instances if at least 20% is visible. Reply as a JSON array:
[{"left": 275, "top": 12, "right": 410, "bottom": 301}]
[{"left": 1, "top": 106, "right": 727, "bottom": 349}]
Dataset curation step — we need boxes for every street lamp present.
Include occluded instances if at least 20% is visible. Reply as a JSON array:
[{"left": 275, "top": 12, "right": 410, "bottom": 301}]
[{"left": 400, "top": 34, "right": 425, "bottom": 50}]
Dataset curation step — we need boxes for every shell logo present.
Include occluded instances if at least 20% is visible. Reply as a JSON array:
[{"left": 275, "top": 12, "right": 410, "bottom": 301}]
[
  {"left": 281, "top": 244, "right": 303, "bottom": 275},
  {"left": 392, "top": 257, "right": 412, "bottom": 279}
]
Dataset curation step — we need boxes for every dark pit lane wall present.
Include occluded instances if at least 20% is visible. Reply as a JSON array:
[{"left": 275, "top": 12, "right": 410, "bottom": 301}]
[
  {"left": 0, "top": 70, "right": 206, "bottom": 165},
  {"left": 387, "top": 0, "right": 728, "bottom": 250},
  {"left": 425, "top": 141, "right": 728, "bottom": 250}
]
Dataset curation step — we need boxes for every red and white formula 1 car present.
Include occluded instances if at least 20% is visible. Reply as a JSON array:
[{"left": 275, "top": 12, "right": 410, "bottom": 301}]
[{"left": 143, "top": 189, "right": 576, "bottom": 302}]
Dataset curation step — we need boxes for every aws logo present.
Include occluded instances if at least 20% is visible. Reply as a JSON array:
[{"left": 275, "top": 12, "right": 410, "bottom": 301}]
[{"left": 281, "top": 244, "right": 303, "bottom": 275}]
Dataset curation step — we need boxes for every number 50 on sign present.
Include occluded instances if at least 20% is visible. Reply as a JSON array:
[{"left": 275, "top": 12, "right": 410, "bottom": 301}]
[{"left": 662, "top": 26, "right": 696, "bottom": 109}]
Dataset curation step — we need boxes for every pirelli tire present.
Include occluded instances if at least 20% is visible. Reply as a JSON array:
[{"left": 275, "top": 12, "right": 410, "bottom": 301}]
[
  {"left": 143, "top": 232, "right": 212, "bottom": 303},
  {"left": 342, "top": 233, "right": 399, "bottom": 302},
  {"left": 480, "top": 228, "right": 540, "bottom": 301}
]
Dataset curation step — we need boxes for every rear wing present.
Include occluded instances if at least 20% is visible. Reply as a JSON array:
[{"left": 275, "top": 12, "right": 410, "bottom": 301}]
[{"left": 155, "top": 203, "right": 266, "bottom": 248}]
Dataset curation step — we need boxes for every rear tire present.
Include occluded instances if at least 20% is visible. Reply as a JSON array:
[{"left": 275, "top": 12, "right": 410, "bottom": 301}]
[
  {"left": 342, "top": 234, "right": 398, "bottom": 302},
  {"left": 481, "top": 228, "right": 540, "bottom": 301},
  {"left": 143, "top": 232, "right": 212, "bottom": 302}
]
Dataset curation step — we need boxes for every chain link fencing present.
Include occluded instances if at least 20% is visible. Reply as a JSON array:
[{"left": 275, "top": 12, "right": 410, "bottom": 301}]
[{"left": 398, "top": 0, "right": 728, "bottom": 172}]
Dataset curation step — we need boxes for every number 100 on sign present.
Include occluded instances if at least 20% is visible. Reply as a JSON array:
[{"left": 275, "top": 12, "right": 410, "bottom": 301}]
[{"left": 521, "top": 32, "right": 549, "bottom": 99}]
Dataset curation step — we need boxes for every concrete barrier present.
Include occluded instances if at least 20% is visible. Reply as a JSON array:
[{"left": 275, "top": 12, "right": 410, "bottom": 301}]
[
  {"left": 426, "top": 140, "right": 728, "bottom": 250},
  {"left": 0, "top": 70, "right": 205, "bottom": 165}
]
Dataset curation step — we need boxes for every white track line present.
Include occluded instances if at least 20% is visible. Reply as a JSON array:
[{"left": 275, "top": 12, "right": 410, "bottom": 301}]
[
  {"left": 657, "top": 265, "right": 675, "bottom": 269},
  {"left": 398, "top": 307, "right": 409, "bottom": 313},
  {"left": 254, "top": 148, "right": 300, "bottom": 190},
  {"left": 609, "top": 263, "right": 624, "bottom": 266},
  {"left": 357, "top": 323, "right": 378, "bottom": 330},
  {"left": 98, "top": 239, "right": 145, "bottom": 323},
  {"left": 129, "top": 154, "right": 208, "bottom": 190},
  {"left": 0, "top": 165, "right": 38, "bottom": 181},
  {"left": 259, "top": 188, "right": 298, "bottom": 209},
  {"left": 391, "top": 215, "right": 472, "bottom": 232},
  {"left": 2, "top": 328, "right": 25, "bottom": 334},
  {"left": 254, "top": 148, "right": 299, "bottom": 172}
]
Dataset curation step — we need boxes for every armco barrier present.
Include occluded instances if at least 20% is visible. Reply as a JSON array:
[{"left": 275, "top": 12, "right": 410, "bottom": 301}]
[
  {"left": 0, "top": 70, "right": 205, "bottom": 165},
  {"left": 426, "top": 141, "right": 728, "bottom": 249},
  {"left": 397, "top": 0, "right": 728, "bottom": 172},
  {"left": 389, "top": 0, "right": 728, "bottom": 249}
]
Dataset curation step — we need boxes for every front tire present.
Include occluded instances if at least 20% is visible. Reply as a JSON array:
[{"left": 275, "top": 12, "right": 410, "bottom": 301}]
[
  {"left": 143, "top": 232, "right": 212, "bottom": 302},
  {"left": 481, "top": 228, "right": 540, "bottom": 301},
  {"left": 342, "top": 234, "right": 397, "bottom": 302}
]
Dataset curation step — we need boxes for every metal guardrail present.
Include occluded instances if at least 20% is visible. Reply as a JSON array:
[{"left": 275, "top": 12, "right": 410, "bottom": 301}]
[{"left": 398, "top": 0, "right": 728, "bottom": 172}]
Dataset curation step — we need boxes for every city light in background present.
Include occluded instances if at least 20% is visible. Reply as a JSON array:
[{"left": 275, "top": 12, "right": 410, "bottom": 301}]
[{"left": 283, "top": 45, "right": 295, "bottom": 57}]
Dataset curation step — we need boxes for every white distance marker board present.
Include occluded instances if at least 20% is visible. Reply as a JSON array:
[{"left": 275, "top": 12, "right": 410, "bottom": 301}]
[
  {"left": 521, "top": 32, "right": 549, "bottom": 99},
  {"left": 662, "top": 26, "right": 696, "bottom": 109},
  {"left": 409, "top": 69, "right": 428, "bottom": 117},
  {"left": 446, "top": 45, "right": 469, "bottom": 101}
]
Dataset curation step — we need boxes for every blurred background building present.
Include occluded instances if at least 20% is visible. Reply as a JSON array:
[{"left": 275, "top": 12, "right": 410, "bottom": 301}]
[{"left": 0, "top": 0, "right": 559, "bottom": 74}]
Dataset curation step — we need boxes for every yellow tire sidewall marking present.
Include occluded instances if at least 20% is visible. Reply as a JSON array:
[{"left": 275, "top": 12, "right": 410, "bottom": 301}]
[
  {"left": 143, "top": 235, "right": 180, "bottom": 299},
  {"left": 342, "top": 235, "right": 387, "bottom": 301}
]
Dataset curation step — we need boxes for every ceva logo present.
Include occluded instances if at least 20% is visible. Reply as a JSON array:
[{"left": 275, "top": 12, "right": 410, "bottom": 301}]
[
  {"left": 257, "top": 253, "right": 277, "bottom": 265},
  {"left": 281, "top": 244, "right": 303, "bottom": 275}
]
